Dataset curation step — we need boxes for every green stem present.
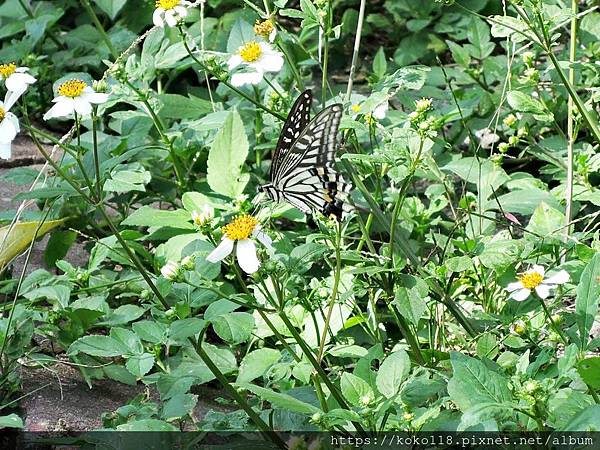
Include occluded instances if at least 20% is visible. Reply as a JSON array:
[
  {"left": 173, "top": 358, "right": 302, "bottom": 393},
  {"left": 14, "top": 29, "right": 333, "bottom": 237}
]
[
  {"left": 317, "top": 221, "right": 342, "bottom": 362},
  {"left": 81, "top": 0, "right": 118, "bottom": 59},
  {"left": 538, "top": 297, "right": 568, "bottom": 346},
  {"left": 92, "top": 109, "right": 103, "bottom": 201},
  {"left": 124, "top": 80, "right": 186, "bottom": 189}
]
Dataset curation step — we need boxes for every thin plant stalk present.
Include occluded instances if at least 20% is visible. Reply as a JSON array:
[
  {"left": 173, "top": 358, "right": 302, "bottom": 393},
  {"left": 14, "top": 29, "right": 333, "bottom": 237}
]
[
  {"left": 564, "top": 0, "right": 577, "bottom": 245},
  {"left": 345, "top": 0, "right": 366, "bottom": 102},
  {"left": 316, "top": 221, "right": 342, "bottom": 363},
  {"left": 81, "top": 0, "right": 118, "bottom": 59}
]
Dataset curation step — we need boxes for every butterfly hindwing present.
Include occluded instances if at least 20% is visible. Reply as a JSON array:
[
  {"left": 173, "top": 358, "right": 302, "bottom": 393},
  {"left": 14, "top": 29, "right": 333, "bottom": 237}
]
[{"left": 271, "top": 90, "right": 312, "bottom": 181}]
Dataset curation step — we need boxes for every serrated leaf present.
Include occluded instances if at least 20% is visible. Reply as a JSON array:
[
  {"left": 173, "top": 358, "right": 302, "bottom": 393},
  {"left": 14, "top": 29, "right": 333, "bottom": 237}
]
[
  {"left": 239, "top": 383, "right": 321, "bottom": 415},
  {"left": 236, "top": 348, "right": 281, "bottom": 383},
  {"left": 376, "top": 350, "right": 410, "bottom": 398},
  {"left": 576, "top": 253, "right": 600, "bottom": 349}
]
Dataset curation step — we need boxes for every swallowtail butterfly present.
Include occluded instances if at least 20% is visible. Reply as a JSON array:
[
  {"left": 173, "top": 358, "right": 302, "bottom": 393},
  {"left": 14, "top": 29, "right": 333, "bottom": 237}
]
[{"left": 258, "top": 90, "right": 351, "bottom": 220}]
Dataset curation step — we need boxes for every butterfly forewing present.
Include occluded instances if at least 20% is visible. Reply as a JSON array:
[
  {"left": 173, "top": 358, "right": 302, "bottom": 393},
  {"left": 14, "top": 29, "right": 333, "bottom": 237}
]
[{"left": 271, "top": 90, "right": 312, "bottom": 181}]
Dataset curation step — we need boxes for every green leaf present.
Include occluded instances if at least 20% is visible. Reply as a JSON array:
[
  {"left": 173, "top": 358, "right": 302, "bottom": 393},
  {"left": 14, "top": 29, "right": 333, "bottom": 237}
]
[
  {"left": 393, "top": 276, "right": 429, "bottom": 326},
  {"left": 212, "top": 312, "right": 255, "bottom": 344},
  {"left": 446, "top": 40, "right": 471, "bottom": 67},
  {"left": 168, "top": 318, "right": 205, "bottom": 344},
  {"left": 161, "top": 393, "right": 198, "bottom": 421},
  {"left": 116, "top": 419, "right": 178, "bottom": 431},
  {"left": 525, "top": 202, "right": 564, "bottom": 237},
  {"left": 458, "top": 402, "right": 512, "bottom": 431},
  {"left": 577, "top": 357, "right": 600, "bottom": 389},
  {"left": 476, "top": 333, "right": 499, "bottom": 359},
  {"left": 126, "top": 353, "right": 155, "bottom": 377},
  {"left": 93, "top": 0, "right": 127, "bottom": 20},
  {"left": 341, "top": 372, "right": 373, "bottom": 405},
  {"left": 236, "top": 348, "right": 281, "bottom": 383},
  {"left": 0, "top": 414, "right": 23, "bottom": 429},
  {"left": 559, "top": 405, "right": 600, "bottom": 431},
  {"left": 576, "top": 253, "right": 600, "bottom": 349},
  {"left": 506, "top": 90, "right": 553, "bottom": 122},
  {"left": 132, "top": 320, "right": 168, "bottom": 344},
  {"left": 376, "top": 350, "right": 410, "bottom": 398},
  {"left": 446, "top": 256, "right": 473, "bottom": 273},
  {"left": 447, "top": 353, "right": 512, "bottom": 411},
  {"left": 238, "top": 383, "right": 321, "bottom": 415},
  {"left": 23, "top": 285, "right": 71, "bottom": 309},
  {"left": 372, "top": 47, "right": 387, "bottom": 78},
  {"left": 68, "top": 335, "right": 127, "bottom": 357},
  {"left": 44, "top": 230, "right": 76, "bottom": 268},
  {"left": 103, "top": 168, "right": 151, "bottom": 193},
  {"left": 206, "top": 111, "right": 249, "bottom": 198},
  {"left": 158, "top": 94, "right": 213, "bottom": 120},
  {"left": 122, "top": 206, "right": 194, "bottom": 229}
]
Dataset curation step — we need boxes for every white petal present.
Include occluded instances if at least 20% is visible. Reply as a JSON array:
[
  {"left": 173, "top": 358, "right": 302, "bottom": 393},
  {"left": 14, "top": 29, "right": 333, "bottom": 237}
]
[
  {"left": 258, "top": 47, "right": 284, "bottom": 72},
  {"left": 0, "top": 113, "right": 19, "bottom": 142},
  {"left": 153, "top": 8, "right": 165, "bottom": 26},
  {"left": 254, "top": 229, "right": 274, "bottom": 254},
  {"left": 164, "top": 10, "right": 178, "bottom": 27},
  {"left": 73, "top": 97, "right": 92, "bottom": 116},
  {"left": 531, "top": 264, "right": 545, "bottom": 277},
  {"left": 206, "top": 238, "right": 234, "bottom": 263},
  {"left": 43, "top": 98, "right": 75, "bottom": 120},
  {"left": 269, "top": 28, "right": 277, "bottom": 42},
  {"left": 3, "top": 90, "right": 22, "bottom": 110},
  {"left": 506, "top": 281, "right": 524, "bottom": 292},
  {"left": 6, "top": 72, "right": 36, "bottom": 92},
  {"left": 544, "top": 270, "right": 570, "bottom": 285},
  {"left": 535, "top": 284, "right": 551, "bottom": 299},
  {"left": 82, "top": 91, "right": 109, "bottom": 104},
  {"left": 231, "top": 71, "right": 263, "bottom": 87},
  {"left": 236, "top": 239, "right": 260, "bottom": 274},
  {"left": 372, "top": 102, "right": 389, "bottom": 120},
  {"left": 228, "top": 54, "right": 243, "bottom": 70},
  {"left": 510, "top": 288, "right": 531, "bottom": 302},
  {"left": 174, "top": 5, "right": 188, "bottom": 17},
  {"left": 0, "top": 142, "right": 11, "bottom": 160}
]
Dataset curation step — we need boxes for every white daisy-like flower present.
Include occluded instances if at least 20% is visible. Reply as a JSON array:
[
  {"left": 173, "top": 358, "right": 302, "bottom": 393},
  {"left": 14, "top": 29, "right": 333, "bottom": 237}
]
[
  {"left": 191, "top": 205, "right": 214, "bottom": 226},
  {"left": 254, "top": 19, "right": 276, "bottom": 43},
  {"left": 372, "top": 101, "right": 389, "bottom": 120},
  {"left": 506, "top": 264, "right": 570, "bottom": 301},
  {"left": 228, "top": 41, "right": 284, "bottom": 87},
  {"left": 0, "top": 63, "right": 36, "bottom": 97},
  {"left": 0, "top": 95, "right": 20, "bottom": 160},
  {"left": 206, "top": 214, "right": 274, "bottom": 274},
  {"left": 153, "top": 0, "right": 190, "bottom": 27},
  {"left": 160, "top": 260, "right": 180, "bottom": 280},
  {"left": 475, "top": 127, "right": 500, "bottom": 149},
  {"left": 43, "top": 79, "right": 109, "bottom": 121}
]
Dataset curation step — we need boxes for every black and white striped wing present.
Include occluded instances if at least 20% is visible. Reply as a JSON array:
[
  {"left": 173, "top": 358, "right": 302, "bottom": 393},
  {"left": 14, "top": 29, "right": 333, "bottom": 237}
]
[
  {"left": 274, "top": 104, "right": 343, "bottom": 183},
  {"left": 273, "top": 103, "right": 351, "bottom": 220},
  {"left": 271, "top": 90, "right": 312, "bottom": 181}
]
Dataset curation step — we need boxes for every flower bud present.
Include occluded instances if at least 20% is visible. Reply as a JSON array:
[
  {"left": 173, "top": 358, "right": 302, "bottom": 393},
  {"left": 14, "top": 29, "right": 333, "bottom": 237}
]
[
  {"left": 503, "top": 114, "right": 517, "bottom": 128},
  {"left": 511, "top": 319, "right": 527, "bottom": 336},
  {"left": 498, "top": 142, "right": 510, "bottom": 153},
  {"left": 508, "top": 135, "right": 519, "bottom": 146},
  {"left": 161, "top": 261, "right": 179, "bottom": 280},
  {"left": 415, "top": 97, "right": 432, "bottom": 113},
  {"left": 191, "top": 205, "right": 214, "bottom": 227}
]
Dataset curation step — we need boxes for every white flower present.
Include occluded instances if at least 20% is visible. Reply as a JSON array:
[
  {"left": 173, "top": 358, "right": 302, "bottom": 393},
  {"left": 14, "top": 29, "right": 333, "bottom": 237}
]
[
  {"left": 372, "top": 101, "right": 389, "bottom": 120},
  {"left": 206, "top": 214, "right": 274, "bottom": 274},
  {"left": 191, "top": 205, "right": 214, "bottom": 226},
  {"left": 506, "top": 264, "right": 570, "bottom": 301},
  {"left": 43, "top": 79, "right": 108, "bottom": 121},
  {"left": 475, "top": 127, "right": 500, "bottom": 149},
  {"left": 228, "top": 41, "right": 284, "bottom": 87},
  {"left": 160, "top": 260, "right": 180, "bottom": 280},
  {"left": 0, "top": 63, "right": 36, "bottom": 97},
  {"left": 153, "top": 0, "right": 189, "bottom": 27},
  {"left": 0, "top": 96, "right": 20, "bottom": 160}
]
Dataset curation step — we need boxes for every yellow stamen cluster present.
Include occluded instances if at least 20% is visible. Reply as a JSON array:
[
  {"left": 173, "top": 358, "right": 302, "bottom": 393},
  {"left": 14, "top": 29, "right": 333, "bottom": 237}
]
[
  {"left": 518, "top": 271, "right": 543, "bottom": 290},
  {"left": 0, "top": 106, "right": 5, "bottom": 122},
  {"left": 222, "top": 215, "right": 258, "bottom": 241},
  {"left": 58, "top": 79, "right": 87, "bottom": 98},
  {"left": 0, "top": 63, "right": 16, "bottom": 78},
  {"left": 239, "top": 42, "right": 262, "bottom": 63},
  {"left": 351, "top": 104, "right": 361, "bottom": 113},
  {"left": 254, "top": 20, "right": 274, "bottom": 39},
  {"left": 156, "top": 0, "right": 179, "bottom": 9}
]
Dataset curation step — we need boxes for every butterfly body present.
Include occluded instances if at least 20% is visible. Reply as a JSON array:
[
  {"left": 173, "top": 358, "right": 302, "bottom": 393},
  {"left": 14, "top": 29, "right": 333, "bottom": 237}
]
[{"left": 259, "top": 90, "right": 351, "bottom": 221}]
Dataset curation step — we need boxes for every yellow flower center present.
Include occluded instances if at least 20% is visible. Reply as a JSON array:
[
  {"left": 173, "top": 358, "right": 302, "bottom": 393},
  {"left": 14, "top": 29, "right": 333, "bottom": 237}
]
[
  {"left": 222, "top": 215, "right": 258, "bottom": 240},
  {"left": 254, "top": 19, "right": 274, "bottom": 38},
  {"left": 57, "top": 79, "right": 87, "bottom": 98},
  {"left": 155, "top": 0, "right": 180, "bottom": 9},
  {"left": 518, "top": 271, "right": 543, "bottom": 290},
  {"left": 239, "top": 42, "right": 262, "bottom": 63},
  {"left": 0, "top": 63, "right": 16, "bottom": 78},
  {"left": 351, "top": 104, "right": 361, "bottom": 113},
  {"left": 0, "top": 106, "right": 5, "bottom": 122}
]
